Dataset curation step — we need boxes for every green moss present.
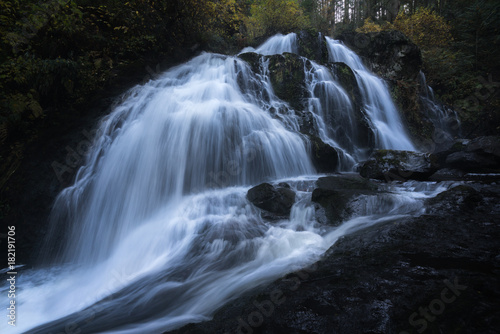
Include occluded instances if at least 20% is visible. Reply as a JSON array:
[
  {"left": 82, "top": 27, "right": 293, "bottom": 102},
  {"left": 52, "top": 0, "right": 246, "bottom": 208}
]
[{"left": 267, "top": 53, "right": 307, "bottom": 111}]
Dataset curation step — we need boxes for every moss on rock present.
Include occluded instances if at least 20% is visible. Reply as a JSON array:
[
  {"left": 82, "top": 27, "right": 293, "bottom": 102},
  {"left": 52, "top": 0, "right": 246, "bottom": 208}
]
[{"left": 267, "top": 53, "right": 308, "bottom": 111}]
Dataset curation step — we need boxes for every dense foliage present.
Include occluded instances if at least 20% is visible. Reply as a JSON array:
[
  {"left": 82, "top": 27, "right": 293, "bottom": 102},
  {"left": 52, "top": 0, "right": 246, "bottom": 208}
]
[
  {"left": 245, "top": 0, "right": 308, "bottom": 38},
  {"left": 355, "top": 1, "right": 500, "bottom": 135},
  {"left": 0, "top": 0, "right": 244, "bottom": 183}
]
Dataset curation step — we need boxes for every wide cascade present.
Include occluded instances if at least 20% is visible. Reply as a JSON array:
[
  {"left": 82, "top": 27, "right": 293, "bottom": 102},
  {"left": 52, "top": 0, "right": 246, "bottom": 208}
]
[{"left": 1, "top": 33, "right": 451, "bottom": 334}]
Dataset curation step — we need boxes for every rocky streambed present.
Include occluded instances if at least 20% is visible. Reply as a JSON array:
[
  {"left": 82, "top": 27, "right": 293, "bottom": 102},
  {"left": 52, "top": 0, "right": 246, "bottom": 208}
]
[{"left": 167, "top": 172, "right": 500, "bottom": 334}]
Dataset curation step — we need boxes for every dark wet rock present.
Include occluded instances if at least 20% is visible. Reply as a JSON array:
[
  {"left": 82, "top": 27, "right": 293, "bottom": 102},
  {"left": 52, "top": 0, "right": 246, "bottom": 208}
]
[
  {"left": 427, "top": 185, "right": 484, "bottom": 214},
  {"left": 308, "top": 136, "right": 339, "bottom": 173},
  {"left": 238, "top": 52, "right": 261, "bottom": 74},
  {"left": 247, "top": 183, "right": 296, "bottom": 218},
  {"left": 328, "top": 62, "right": 360, "bottom": 103},
  {"left": 335, "top": 31, "right": 430, "bottom": 147},
  {"left": 337, "top": 30, "right": 422, "bottom": 82},
  {"left": 359, "top": 149, "right": 439, "bottom": 181},
  {"left": 267, "top": 53, "right": 309, "bottom": 112},
  {"left": 328, "top": 62, "right": 374, "bottom": 150},
  {"left": 466, "top": 136, "right": 500, "bottom": 157},
  {"left": 429, "top": 168, "right": 465, "bottom": 181},
  {"left": 445, "top": 151, "right": 497, "bottom": 170},
  {"left": 166, "top": 183, "right": 500, "bottom": 334},
  {"left": 438, "top": 136, "right": 500, "bottom": 172},
  {"left": 311, "top": 175, "right": 378, "bottom": 225},
  {"left": 296, "top": 29, "right": 328, "bottom": 64},
  {"left": 277, "top": 182, "right": 291, "bottom": 189}
]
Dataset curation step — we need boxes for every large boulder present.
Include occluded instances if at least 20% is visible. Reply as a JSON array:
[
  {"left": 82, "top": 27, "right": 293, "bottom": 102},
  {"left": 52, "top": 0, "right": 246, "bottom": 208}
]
[
  {"left": 309, "top": 136, "right": 340, "bottom": 173},
  {"left": 247, "top": 183, "right": 296, "bottom": 218},
  {"left": 437, "top": 136, "right": 500, "bottom": 172},
  {"left": 237, "top": 52, "right": 261, "bottom": 74},
  {"left": 427, "top": 185, "right": 484, "bottom": 214},
  {"left": 311, "top": 175, "right": 378, "bottom": 225},
  {"left": 466, "top": 136, "right": 500, "bottom": 157},
  {"left": 445, "top": 151, "right": 498, "bottom": 171},
  {"left": 359, "top": 149, "right": 439, "bottom": 181}
]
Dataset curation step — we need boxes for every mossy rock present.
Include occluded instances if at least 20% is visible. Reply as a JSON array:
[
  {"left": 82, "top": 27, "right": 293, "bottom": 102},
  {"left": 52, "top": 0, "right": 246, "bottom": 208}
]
[
  {"left": 266, "top": 53, "right": 308, "bottom": 111},
  {"left": 390, "top": 79, "right": 435, "bottom": 146},
  {"left": 329, "top": 62, "right": 360, "bottom": 103},
  {"left": 238, "top": 52, "right": 261, "bottom": 73},
  {"left": 326, "top": 62, "right": 374, "bottom": 150},
  {"left": 296, "top": 29, "right": 328, "bottom": 64}
]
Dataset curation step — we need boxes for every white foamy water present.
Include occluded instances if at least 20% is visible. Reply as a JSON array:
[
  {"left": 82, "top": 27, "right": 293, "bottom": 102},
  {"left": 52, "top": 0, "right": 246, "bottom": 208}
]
[
  {"left": 325, "top": 38, "right": 416, "bottom": 151},
  {"left": 1, "top": 33, "right": 447, "bottom": 334}
]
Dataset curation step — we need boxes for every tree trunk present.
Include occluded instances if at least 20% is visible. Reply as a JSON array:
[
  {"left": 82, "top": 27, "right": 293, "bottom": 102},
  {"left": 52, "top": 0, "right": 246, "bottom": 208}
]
[
  {"left": 344, "top": 0, "right": 349, "bottom": 23},
  {"left": 387, "top": 0, "right": 400, "bottom": 22}
]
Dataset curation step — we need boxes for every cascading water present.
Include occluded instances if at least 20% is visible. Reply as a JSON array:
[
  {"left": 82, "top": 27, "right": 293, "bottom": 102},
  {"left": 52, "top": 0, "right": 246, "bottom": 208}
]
[
  {"left": 44, "top": 52, "right": 314, "bottom": 266},
  {"left": 304, "top": 61, "right": 366, "bottom": 170},
  {"left": 240, "top": 32, "right": 298, "bottom": 55},
  {"left": 418, "top": 71, "right": 461, "bottom": 143},
  {"left": 325, "top": 38, "right": 416, "bottom": 151},
  {"left": 1, "top": 33, "right": 455, "bottom": 334}
]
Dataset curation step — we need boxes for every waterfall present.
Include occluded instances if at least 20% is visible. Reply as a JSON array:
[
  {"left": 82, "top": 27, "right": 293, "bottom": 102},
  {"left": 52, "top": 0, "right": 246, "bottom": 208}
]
[
  {"left": 418, "top": 71, "right": 461, "bottom": 143},
  {"left": 240, "top": 32, "right": 298, "bottom": 55},
  {"left": 43, "top": 52, "right": 314, "bottom": 266},
  {"left": 304, "top": 61, "right": 361, "bottom": 169},
  {"left": 1, "top": 33, "right": 442, "bottom": 334},
  {"left": 325, "top": 38, "right": 416, "bottom": 151}
]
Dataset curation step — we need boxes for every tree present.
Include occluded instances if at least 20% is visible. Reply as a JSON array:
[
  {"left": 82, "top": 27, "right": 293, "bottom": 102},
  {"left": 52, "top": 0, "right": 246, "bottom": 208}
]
[
  {"left": 245, "top": 0, "right": 308, "bottom": 38},
  {"left": 393, "top": 7, "right": 452, "bottom": 49}
]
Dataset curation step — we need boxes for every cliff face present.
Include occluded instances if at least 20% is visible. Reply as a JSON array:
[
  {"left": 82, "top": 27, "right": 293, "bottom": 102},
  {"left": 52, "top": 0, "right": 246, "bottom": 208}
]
[
  {"left": 338, "top": 31, "right": 440, "bottom": 147},
  {"left": 337, "top": 30, "right": 422, "bottom": 82}
]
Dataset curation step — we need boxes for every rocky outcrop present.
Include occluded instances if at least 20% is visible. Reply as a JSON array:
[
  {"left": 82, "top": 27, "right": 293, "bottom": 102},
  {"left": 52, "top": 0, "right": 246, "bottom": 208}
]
[
  {"left": 308, "top": 136, "right": 339, "bottom": 173},
  {"left": 311, "top": 175, "right": 378, "bottom": 225},
  {"left": 336, "top": 31, "right": 436, "bottom": 147},
  {"left": 267, "top": 52, "right": 309, "bottom": 112},
  {"left": 296, "top": 29, "right": 329, "bottom": 64},
  {"left": 247, "top": 183, "right": 296, "bottom": 219},
  {"left": 328, "top": 62, "right": 374, "bottom": 150},
  {"left": 359, "top": 149, "right": 439, "bottom": 181},
  {"left": 328, "top": 62, "right": 361, "bottom": 103},
  {"left": 337, "top": 30, "right": 422, "bottom": 82},
  {"left": 237, "top": 52, "right": 261, "bottom": 74},
  {"left": 435, "top": 136, "right": 500, "bottom": 173}
]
